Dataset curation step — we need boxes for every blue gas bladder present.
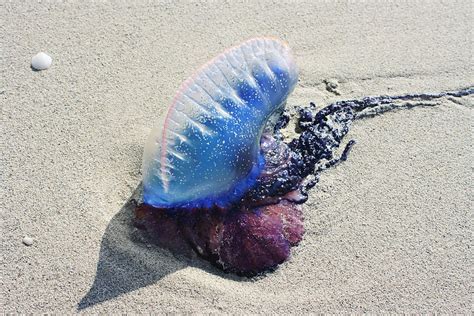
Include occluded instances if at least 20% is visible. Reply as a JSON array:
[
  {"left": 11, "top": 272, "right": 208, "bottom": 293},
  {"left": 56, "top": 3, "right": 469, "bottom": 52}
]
[{"left": 142, "top": 37, "right": 298, "bottom": 208}]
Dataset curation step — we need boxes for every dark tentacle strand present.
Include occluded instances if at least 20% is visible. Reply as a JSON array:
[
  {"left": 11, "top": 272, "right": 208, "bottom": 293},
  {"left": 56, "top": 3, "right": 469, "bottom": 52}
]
[{"left": 254, "top": 86, "right": 474, "bottom": 200}]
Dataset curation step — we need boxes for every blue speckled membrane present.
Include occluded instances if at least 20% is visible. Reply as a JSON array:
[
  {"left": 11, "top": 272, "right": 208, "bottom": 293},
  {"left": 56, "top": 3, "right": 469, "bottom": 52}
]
[{"left": 142, "top": 38, "right": 298, "bottom": 208}]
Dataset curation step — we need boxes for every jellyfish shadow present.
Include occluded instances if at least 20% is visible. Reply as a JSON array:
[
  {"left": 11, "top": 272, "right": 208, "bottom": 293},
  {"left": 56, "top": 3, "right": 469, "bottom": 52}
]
[
  {"left": 78, "top": 183, "right": 235, "bottom": 310},
  {"left": 77, "top": 184, "right": 178, "bottom": 309}
]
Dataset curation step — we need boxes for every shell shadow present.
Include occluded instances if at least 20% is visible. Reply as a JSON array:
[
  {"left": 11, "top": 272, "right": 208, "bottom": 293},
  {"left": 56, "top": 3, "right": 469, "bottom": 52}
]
[{"left": 78, "top": 183, "right": 244, "bottom": 310}]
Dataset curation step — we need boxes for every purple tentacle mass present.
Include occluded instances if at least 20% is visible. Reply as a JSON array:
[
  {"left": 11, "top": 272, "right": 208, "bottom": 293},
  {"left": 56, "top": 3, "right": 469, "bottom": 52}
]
[
  {"left": 135, "top": 135, "right": 306, "bottom": 276},
  {"left": 135, "top": 85, "right": 473, "bottom": 276}
]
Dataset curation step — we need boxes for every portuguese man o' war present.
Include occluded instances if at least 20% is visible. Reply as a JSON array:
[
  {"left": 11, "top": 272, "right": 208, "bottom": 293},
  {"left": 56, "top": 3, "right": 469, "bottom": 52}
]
[{"left": 135, "top": 37, "right": 474, "bottom": 276}]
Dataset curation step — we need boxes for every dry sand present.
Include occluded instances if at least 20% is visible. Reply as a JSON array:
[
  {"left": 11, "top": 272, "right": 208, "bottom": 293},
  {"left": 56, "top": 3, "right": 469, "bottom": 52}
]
[{"left": 1, "top": 0, "right": 473, "bottom": 313}]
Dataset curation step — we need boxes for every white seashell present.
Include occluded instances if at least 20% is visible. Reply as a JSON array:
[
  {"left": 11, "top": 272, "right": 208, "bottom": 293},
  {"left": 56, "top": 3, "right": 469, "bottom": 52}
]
[
  {"left": 22, "top": 236, "right": 34, "bottom": 246},
  {"left": 31, "top": 52, "right": 52, "bottom": 70}
]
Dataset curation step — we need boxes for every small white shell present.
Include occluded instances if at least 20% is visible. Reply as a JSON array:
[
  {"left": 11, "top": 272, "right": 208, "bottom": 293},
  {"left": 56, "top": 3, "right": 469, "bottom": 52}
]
[
  {"left": 22, "top": 236, "right": 34, "bottom": 246},
  {"left": 31, "top": 52, "right": 52, "bottom": 70}
]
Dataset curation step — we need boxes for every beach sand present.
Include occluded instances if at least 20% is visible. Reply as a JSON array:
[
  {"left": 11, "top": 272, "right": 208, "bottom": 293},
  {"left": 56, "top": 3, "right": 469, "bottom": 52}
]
[{"left": 2, "top": 0, "right": 472, "bottom": 313}]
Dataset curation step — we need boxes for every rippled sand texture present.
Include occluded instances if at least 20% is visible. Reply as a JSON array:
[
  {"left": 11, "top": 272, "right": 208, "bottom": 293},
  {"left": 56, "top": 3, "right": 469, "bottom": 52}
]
[{"left": 2, "top": 0, "right": 472, "bottom": 313}]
